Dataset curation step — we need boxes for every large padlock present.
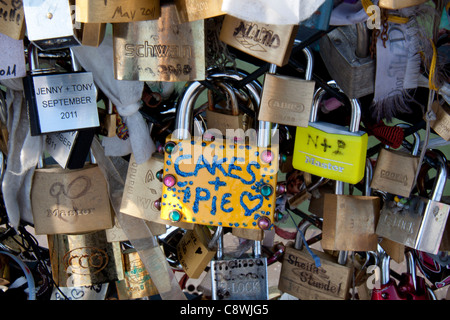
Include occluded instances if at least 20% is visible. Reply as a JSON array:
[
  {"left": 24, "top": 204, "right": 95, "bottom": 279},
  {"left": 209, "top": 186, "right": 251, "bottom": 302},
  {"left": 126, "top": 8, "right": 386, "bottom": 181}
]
[
  {"left": 174, "top": 0, "right": 224, "bottom": 23},
  {"left": 23, "top": 45, "right": 100, "bottom": 136},
  {"left": 23, "top": 0, "right": 82, "bottom": 50},
  {"left": 378, "top": 0, "right": 428, "bottom": 9},
  {"left": 0, "top": 0, "right": 26, "bottom": 40},
  {"left": 112, "top": 2, "right": 205, "bottom": 82},
  {"left": 370, "top": 123, "right": 421, "bottom": 198},
  {"left": 205, "top": 80, "right": 248, "bottom": 134},
  {"left": 47, "top": 230, "right": 123, "bottom": 287},
  {"left": 0, "top": 33, "right": 26, "bottom": 81},
  {"left": 371, "top": 250, "right": 432, "bottom": 300},
  {"left": 160, "top": 69, "right": 279, "bottom": 231},
  {"left": 210, "top": 228, "right": 269, "bottom": 300},
  {"left": 120, "top": 152, "right": 194, "bottom": 230},
  {"left": 75, "top": 0, "right": 160, "bottom": 23},
  {"left": 322, "top": 161, "right": 381, "bottom": 252},
  {"left": 292, "top": 82, "right": 368, "bottom": 185},
  {"left": 258, "top": 45, "right": 316, "bottom": 128},
  {"left": 177, "top": 224, "right": 217, "bottom": 279},
  {"left": 31, "top": 152, "right": 114, "bottom": 235},
  {"left": 319, "top": 22, "right": 374, "bottom": 99},
  {"left": 376, "top": 149, "right": 450, "bottom": 255},
  {"left": 278, "top": 221, "right": 353, "bottom": 300},
  {"left": 44, "top": 51, "right": 95, "bottom": 169},
  {"left": 219, "top": 14, "right": 299, "bottom": 67}
]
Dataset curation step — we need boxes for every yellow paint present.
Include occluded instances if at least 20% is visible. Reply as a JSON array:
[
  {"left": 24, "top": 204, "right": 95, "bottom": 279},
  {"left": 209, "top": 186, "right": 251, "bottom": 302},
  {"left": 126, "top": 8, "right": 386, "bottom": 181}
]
[{"left": 160, "top": 135, "right": 278, "bottom": 229}]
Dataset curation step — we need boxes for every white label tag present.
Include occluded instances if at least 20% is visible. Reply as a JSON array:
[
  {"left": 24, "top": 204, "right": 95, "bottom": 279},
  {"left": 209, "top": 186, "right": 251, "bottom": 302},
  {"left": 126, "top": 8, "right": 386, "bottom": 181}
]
[{"left": 0, "top": 33, "right": 26, "bottom": 80}]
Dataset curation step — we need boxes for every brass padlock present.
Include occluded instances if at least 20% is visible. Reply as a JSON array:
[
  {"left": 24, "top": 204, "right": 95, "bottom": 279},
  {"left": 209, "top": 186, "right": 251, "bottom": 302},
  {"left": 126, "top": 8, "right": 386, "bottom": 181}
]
[
  {"left": 174, "top": 0, "right": 224, "bottom": 23},
  {"left": 370, "top": 123, "right": 421, "bottom": 198},
  {"left": 75, "top": 0, "right": 160, "bottom": 23},
  {"left": 428, "top": 101, "right": 450, "bottom": 141},
  {"left": 219, "top": 14, "right": 298, "bottom": 67},
  {"left": 79, "top": 22, "right": 106, "bottom": 47},
  {"left": 378, "top": 0, "right": 428, "bottom": 9},
  {"left": 112, "top": 2, "right": 205, "bottom": 82},
  {"left": 0, "top": 0, "right": 26, "bottom": 40}
]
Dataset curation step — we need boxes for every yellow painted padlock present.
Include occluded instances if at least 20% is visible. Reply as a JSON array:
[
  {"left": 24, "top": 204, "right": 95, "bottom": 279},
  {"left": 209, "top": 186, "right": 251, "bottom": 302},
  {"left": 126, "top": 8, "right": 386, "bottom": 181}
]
[
  {"left": 292, "top": 82, "right": 368, "bottom": 184},
  {"left": 160, "top": 69, "right": 279, "bottom": 230}
]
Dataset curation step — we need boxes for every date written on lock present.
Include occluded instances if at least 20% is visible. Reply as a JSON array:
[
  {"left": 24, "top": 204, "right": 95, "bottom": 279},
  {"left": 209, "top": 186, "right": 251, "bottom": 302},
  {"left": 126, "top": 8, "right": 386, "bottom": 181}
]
[
  {"left": 24, "top": 72, "right": 99, "bottom": 136},
  {"left": 160, "top": 134, "right": 279, "bottom": 230}
]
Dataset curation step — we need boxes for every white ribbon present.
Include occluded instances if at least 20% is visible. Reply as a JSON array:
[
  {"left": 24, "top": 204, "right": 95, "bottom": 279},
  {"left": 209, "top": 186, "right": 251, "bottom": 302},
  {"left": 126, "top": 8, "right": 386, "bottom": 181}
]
[
  {"left": 221, "top": 0, "right": 325, "bottom": 25},
  {"left": 72, "top": 34, "right": 155, "bottom": 164}
]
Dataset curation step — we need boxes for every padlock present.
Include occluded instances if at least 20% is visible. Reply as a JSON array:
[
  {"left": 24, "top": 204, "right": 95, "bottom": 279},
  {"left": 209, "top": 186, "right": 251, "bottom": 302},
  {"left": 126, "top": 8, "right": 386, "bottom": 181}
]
[
  {"left": 205, "top": 80, "right": 247, "bottom": 134},
  {"left": 371, "top": 250, "right": 432, "bottom": 300},
  {"left": 219, "top": 14, "right": 299, "bottom": 67},
  {"left": 0, "top": 33, "right": 26, "bottom": 81},
  {"left": 79, "top": 22, "right": 106, "bottom": 47},
  {"left": 258, "top": 45, "right": 316, "bottom": 128},
  {"left": 115, "top": 248, "right": 159, "bottom": 300},
  {"left": 120, "top": 152, "right": 194, "bottom": 230},
  {"left": 210, "top": 228, "right": 269, "bottom": 300},
  {"left": 98, "top": 100, "right": 117, "bottom": 138},
  {"left": 322, "top": 161, "right": 381, "bottom": 252},
  {"left": 23, "top": 45, "right": 100, "bottom": 136},
  {"left": 292, "top": 82, "right": 368, "bottom": 185},
  {"left": 370, "top": 123, "right": 421, "bottom": 198},
  {"left": 319, "top": 22, "right": 374, "bottom": 99},
  {"left": 174, "top": 0, "right": 224, "bottom": 23},
  {"left": 44, "top": 50, "right": 95, "bottom": 169},
  {"left": 30, "top": 151, "right": 114, "bottom": 235},
  {"left": 378, "top": 0, "right": 428, "bottom": 9},
  {"left": 428, "top": 100, "right": 450, "bottom": 141},
  {"left": 75, "top": 0, "right": 160, "bottom": 23},
  {"left": 112, "top": 2, "right": 205, "bottom": 82},
  {"left": 376, "top": 149, "right": 450, "bottom": 255},
  {"left": 0, "top": 0, "right": 26, "bottom": 40},
  {"left": 278, "top": 220, "right": 353, "bottom": 300},
  {"left": 160, "top": 69, "right": 279, "bottom": 231},
  {"left": 47, "top": 230, "right": 123, "bottom": 287},
  {"left": 177, "top": 224, "right": 217, "bottom": 279},
  {"left": 23, "top": 0, "right": 82, "bottom": 50}
]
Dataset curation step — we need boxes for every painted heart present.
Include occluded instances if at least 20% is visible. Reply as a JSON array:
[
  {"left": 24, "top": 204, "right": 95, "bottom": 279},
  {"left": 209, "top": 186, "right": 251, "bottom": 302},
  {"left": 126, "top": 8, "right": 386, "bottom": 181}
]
[
  {"left": 195, "top": 247, "right": 203, "bottom": 255},
  {"left": 240, "top": 192, "right": 263, "bottom": 217},
  {"left": 71, "top": 288, "right": 85, "bottom": 300}
]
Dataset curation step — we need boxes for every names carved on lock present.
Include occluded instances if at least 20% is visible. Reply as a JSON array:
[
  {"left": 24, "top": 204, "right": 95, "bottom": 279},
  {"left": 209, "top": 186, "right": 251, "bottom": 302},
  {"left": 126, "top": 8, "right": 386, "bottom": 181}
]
[
  {"left": 211, "top": 258, "right": 268, "bottom": 300},
  {"left": 379, "top": 169, "right": 408, "bottom": 186}
]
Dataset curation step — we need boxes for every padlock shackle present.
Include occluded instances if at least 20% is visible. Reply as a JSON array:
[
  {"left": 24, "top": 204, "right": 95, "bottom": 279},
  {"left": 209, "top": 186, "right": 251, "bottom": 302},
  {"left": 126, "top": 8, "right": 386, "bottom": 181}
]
[
  {"left": 428, "top": 149, "right": 447, "bottom": 202},
  {"left": 175, "top": 70, "right": 272, "bottom": 148},
  {"left": 294, "top": 40, "right": 314, "bottom": 81},
  {"left": 355, "top": 22, "right": 370, "bottom": 59},
  {"left": 207, "top": 81, "right": 240, "bottom": 116},
  {"left": 28, "top": 45, "right": 55, "bottom": 75},
  {"left": 380, "top": 253, "right": 391, "bottom": 286},
  {"left": 405, "top": 251, "right": 417, "bottom": 291},
  {"left": 294, "top": 220, "right": 312, "bottom": 250},
  {"left": 309, "top": 81, "right": 362, "bottom": 133},
  {"left": 365, "top": 158, "right": 373, "bottom": 196}
]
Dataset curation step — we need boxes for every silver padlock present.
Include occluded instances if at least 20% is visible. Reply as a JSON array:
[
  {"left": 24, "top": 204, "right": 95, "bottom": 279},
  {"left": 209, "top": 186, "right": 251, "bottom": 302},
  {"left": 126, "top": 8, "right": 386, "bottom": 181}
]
[
  {"left": 376, "top": 150, "right": 450, "bottom": 255},
  {"left": 210, "top": 228, "right": 269, "bottom": 300}
]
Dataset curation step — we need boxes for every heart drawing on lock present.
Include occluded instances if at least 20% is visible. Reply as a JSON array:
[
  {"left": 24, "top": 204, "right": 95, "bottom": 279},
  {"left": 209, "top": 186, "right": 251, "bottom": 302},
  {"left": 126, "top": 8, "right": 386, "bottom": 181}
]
[
  {"left": 195, "top": 247, "right": 203, "bottom": 255},
  {"left": 240, "top": 192, "right": 264, "bottom": 217}
]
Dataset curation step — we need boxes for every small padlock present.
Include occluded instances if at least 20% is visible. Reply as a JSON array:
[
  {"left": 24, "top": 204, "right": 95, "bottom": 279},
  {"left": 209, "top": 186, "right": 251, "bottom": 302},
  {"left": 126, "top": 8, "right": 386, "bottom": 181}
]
[
  {"left": 210, "top": 228, "right": 269, "bottom": 300},
  {"left": 376, "top": 149, "right": 450, "bottom": 255},
  {"left": 0, "top": 0, "right": 26, "bottom": 40},
  {"left": 0, "top": 33, "right": 26, "bottom": 81},
  {"left": 258, "top": 45, "right": 316, "bottom": 128},
  {"left": 278, "top": 221, "right": 353, "bottom": 300},
  {"left": 75, "top": 0, "right": 160, "bottom": 23},
  {"left": 174, "top": 0, "right": 224, "bottom": 23},
  {"left": 23, "top": 0, "right": 82, "bottom": 50},
  {"left": 219, "top": 14, "right": 299, "bottom": 67},
  {"left": 319, "top": 22, "right": 374, "bottom": 99},
  {"left": 23, "top": 45, "right": 100, "bottom": 136},
  {"left": 428, "top": 100, "right": 450, "bottom": 141},
  {"left": 98, "top": 100, "right": 117, "bottom": 138},
  {"left": 120, "top": 152, "right": 194, "bottom": 230},
  {"left": 47, "top": 230, "right": 123, "bottom": 287},
  {"left": 292, "top": 82, "right": 368, "bottom": 184},
  {"left": 31, "top": 151, "right": 114, "bottom": 235},
  {"left": 177, "top": 224, "right": 217, "bottom": 279},
  {"left": 160, "top": 69, "right": 278, "bottom": 231},
  {"left": 322, "top": 161, "right": 381, "bottom": 252},
  {"left": 378, "top": 0, "right": 428, "bottom": 9},
  {"left": 370, "top": 123, "right": 421, "bottom": 198},
  {"left": 205, "top": 80, "right": 247, "bottom": 134},
  {"left": 112, "top": 2, "right": 204, "bottom": 82}
]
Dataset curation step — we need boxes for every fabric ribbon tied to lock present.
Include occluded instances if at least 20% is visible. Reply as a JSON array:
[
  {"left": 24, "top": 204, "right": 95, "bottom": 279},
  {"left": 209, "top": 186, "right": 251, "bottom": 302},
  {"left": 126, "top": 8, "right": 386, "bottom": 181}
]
[{"left": 72, "top": 34, "right": 155, "bottom": 165}]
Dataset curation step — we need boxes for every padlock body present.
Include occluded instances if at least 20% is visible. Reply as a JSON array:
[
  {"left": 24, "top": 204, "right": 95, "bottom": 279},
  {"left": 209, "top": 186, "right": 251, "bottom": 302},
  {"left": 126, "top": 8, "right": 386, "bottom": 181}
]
[
  {"left": 376, "top": 194, "right": 450, "bottom": 254},
  {"left": 161, "top": 135, "right": 278, "bottom": 230},
  {"left": 378, "top": 0, "right": 428, "bottom": 9},
  {"left": 174, "top": 0, "right": 224, "bottom": 23},
  {"left": 319, "top": 24, "right": 374, "bottom": 98},
  {"left": 23, "top": 72, "right": 100, "bottom": 136},
  {"left": 206, "top": 109, "right": 247, "bottom": 133},
  {"left": 429, "top": 102, "right": 450, "bottom": 141},
  {"left": 211, "top": 257, "right": 268, "bottom": 300},
  {"left": 292, "top": 121, "right": 368, "bottom": 184}
]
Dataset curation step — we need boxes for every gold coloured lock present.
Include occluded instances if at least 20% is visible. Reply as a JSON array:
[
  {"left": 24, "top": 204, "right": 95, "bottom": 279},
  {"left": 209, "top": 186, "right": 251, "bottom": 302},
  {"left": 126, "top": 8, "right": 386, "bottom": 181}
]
[
  {"left": 174, "top": 0, "right": 224, "bottom": 23},
  {"left": 0, "top": 0, "right": 26, "bottom": 40}
]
